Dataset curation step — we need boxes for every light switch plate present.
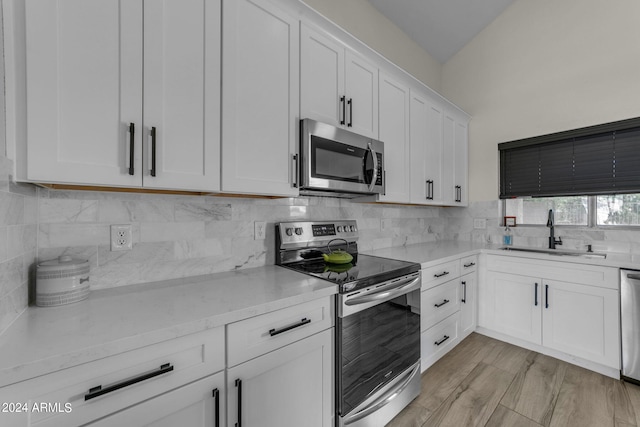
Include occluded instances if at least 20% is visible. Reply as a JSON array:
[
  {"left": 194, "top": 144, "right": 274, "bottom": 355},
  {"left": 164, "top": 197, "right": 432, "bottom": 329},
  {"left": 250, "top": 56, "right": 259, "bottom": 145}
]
[{"left": 473, "top": 218, "right": 487, "bottom": 229}]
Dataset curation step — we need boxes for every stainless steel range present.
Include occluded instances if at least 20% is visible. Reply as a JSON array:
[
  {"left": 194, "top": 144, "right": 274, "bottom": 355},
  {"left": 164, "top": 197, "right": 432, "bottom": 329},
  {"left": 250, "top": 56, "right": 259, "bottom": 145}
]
[{"left": 276, "top": 220, "right": 421, "bottom": 427}]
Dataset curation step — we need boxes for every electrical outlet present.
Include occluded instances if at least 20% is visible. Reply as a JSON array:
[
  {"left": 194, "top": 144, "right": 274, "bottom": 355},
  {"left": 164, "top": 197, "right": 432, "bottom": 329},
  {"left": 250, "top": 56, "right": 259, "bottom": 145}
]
[
  {"left": 473, "top": 218, "right": 487, "bottom": 229},
  {"left": 110, "top": 224, "right": 133, "bottom": 251},
  {"left": 254, "top": 221, "right": 266, "bottom": 240}
]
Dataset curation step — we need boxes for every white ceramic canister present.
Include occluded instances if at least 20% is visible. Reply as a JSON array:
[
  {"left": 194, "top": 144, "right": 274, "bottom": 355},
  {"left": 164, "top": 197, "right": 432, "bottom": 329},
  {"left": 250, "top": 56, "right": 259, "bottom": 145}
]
[{"left": 36, "top": 256, "right": 90, "bottom": 307}]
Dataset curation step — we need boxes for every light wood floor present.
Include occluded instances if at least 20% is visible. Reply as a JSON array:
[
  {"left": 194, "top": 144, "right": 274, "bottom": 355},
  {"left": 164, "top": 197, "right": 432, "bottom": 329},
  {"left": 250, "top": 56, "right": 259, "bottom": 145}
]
[{"left": 387, "top": 333, "right": 640, "bottom": 427}]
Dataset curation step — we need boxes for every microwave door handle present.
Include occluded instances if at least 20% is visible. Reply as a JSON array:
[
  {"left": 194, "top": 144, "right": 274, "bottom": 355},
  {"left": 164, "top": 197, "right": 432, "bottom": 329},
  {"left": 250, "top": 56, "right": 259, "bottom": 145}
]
[{"left": 367, "top": 143, "right": 378, "bottom": 192}]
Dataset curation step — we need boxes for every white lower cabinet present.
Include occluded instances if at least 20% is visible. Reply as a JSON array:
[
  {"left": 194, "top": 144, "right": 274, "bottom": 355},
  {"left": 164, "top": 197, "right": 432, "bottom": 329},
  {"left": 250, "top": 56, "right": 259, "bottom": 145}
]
[
  {"left": 420, "top": 255, "right": 478, "bottom": 372},
  {"left": 226, "top": 329, "right": 333, "bottom": 427},
  {"left": 479, "top": 255, "right": 620, "bottom": 371},
  {"left": 87, "top": 372, "right": 225, "bottom": 427}
]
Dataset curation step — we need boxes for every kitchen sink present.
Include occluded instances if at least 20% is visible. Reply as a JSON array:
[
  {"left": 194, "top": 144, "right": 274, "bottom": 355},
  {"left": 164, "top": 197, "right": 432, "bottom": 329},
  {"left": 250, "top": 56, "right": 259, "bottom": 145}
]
[{"left": 500, "top": 247, "right": 607, "bottom": 259}]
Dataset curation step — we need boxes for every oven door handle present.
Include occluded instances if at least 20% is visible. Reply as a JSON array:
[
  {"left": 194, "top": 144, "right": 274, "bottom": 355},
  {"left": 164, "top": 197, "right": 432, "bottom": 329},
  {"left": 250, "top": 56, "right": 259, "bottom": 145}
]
[
  {"left": 343, "top": 362, "right": 420, "bottom": 425},
  {"left": 366, "top": 142, "right": 378, "bottom": 193},
  {"left": 345, "top": 276, "right": 420, "bottom": 306}
]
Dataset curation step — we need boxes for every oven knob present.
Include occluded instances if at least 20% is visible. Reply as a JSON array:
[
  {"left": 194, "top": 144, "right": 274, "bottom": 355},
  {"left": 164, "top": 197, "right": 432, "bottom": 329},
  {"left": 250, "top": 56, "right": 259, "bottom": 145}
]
[
  {"left": 337, "top": 226, "right": 343, "bottom": 232},
  {"left": 285, "top": 228, "right": 293, "bottom": 236},
  {"left": 349, "top": 225, "right": 355, "bottom": 232},
  {"left": 295, "top": 227, "right": 303, "bottom": 235}
]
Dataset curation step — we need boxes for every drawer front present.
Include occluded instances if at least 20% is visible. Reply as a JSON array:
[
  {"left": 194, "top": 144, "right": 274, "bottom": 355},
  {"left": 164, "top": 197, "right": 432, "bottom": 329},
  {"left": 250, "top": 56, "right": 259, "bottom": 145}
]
[
  {"left": 460, "top": 255, "right": 478, "bottom": 274},
  {"left": 227, "top": 296, "right": 333, "bottom": 367},
  {"left": 421, "top": 279, "right": 461, "bottom": 331},
  {"left": 0, "top": 327, "right": 224, "bottom": 427},
  {"left": 486, "top": 255, "right": 618, "bottom": 289},
  {"left": 422, "top": 260, "right": 460, "bottom": 290},
  {"left": 421, "top": 313, "right": 459, "bottom": 371}
]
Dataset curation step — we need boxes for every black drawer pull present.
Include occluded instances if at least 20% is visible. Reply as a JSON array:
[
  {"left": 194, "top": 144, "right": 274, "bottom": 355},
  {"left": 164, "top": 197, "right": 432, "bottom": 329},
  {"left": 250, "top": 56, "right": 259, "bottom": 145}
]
[
  {"left": 434, "top": 271, "right": 450, "bottom": 278},
  {"left": 435, "top": 335, "right": 450, "bottom": 346},
  {"left": 150, "top": 126, "right": 157, "bottom": 177},
  {"left": 269, "top": 318, "right": 311, "bottom": 336},
  {"left": 535, "top": 282, "right": 538, "bottom": 306},
  {"left": 463, "top": 262, "right": 476, "bottom": 268},
  {"left": 545, "top": 284, "right": 549, "bottom": 309},
  {"left": 85, "top": 363, "right": 174, "bottom": 401},
  {"left": 434, "top": 299, "right": 450, "bottom": 308}
]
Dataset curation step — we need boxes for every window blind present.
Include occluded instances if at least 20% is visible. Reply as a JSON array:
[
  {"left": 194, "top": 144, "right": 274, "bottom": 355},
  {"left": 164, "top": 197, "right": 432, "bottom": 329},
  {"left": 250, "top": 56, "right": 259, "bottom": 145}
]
[{"left": 499, "top": 118, "right": 640, "bottom": 198}]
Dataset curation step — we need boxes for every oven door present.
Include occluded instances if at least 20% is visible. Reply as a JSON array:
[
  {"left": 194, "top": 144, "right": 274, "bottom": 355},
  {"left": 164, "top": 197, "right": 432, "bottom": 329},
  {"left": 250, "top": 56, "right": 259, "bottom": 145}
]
[
  {"left": 300, "top": 119, "right": 384, "bottom": 194},
  {"left": 337, "top": 273, "right": 421, "bottom": 426}
]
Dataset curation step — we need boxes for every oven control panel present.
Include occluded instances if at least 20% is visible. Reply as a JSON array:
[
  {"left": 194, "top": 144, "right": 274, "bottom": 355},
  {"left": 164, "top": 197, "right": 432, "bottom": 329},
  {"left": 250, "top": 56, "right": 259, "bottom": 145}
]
[{"left": 278, "top": 220, "right": 358, "bottom": 247}]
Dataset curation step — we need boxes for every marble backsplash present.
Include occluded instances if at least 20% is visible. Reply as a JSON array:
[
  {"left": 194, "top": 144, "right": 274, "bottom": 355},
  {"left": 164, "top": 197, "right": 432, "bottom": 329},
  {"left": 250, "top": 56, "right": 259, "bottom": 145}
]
[
  {"left": 37, "top": 189, "right": 449, "bottom": 289},
  {"left": 447, "top": 200, "right": 640, "bottom": 255},
  {"left": 0, "top": 156, "right": 37, "bottom": 334}
]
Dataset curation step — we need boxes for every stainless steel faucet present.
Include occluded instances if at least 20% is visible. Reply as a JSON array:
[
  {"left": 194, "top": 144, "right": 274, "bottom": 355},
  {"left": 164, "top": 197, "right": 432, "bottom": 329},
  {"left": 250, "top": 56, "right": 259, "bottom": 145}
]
[{"left": 546, "top": 209, "right": 563, "bottom": 249}]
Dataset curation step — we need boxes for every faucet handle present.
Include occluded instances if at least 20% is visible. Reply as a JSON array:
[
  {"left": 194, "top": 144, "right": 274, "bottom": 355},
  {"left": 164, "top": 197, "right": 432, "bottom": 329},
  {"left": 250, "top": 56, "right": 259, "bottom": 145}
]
[{"left": 556, "top": 236, "right": 563, "bottom": 245}]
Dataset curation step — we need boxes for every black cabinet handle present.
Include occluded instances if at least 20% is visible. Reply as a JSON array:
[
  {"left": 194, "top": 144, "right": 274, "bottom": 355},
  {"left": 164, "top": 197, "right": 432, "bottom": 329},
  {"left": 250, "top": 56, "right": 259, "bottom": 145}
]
[
  {"left": 269, "top": 318, "right": 311, "bottom": 336},
  {"left": 535, "top": 283, "right": 538, "bottom": 306},
  {"left": 212, "top": 388, "right": 220, "bottom": 427},
  {"left": 426, "top": 180, "right": 434, "bottom": 200},
  {"left": 347, "top": 98, "right": 353, "bottom": 127},
  {"left": 150, "top": 127, "right": 157, "bottom": 177},
  {"left": 85, "top": 363, "right": 173, "bottom": 401},
  {"left": 434, "top": 299, "right": 450, "bottom": 308},
  {"left": 455, "top": 185, "right": 462, "bottom": 202},
  {"left": 235, "top": 379, "right": 242, "bottom": 427},
  {"left": 128, "top": 122, "right": 135, "bottom": 176},
  {"left": 340, "top": 96, "right": 346, "bottom": 125},
  {"left": 434, "top": 271, "right": 449, "bottom": 278},
  {"left": 545, "top": 284, "right": 549, "bottom": 309},
  {"left": 461, "top": 281, "right": 467, "bottom": 303},
  {"left": 463, "top": 262, "right": 475, "bottom": 268},
  {"left": 435, "top": 335, "right": 450, "bottom": 346},
  {"left": 292, "top": 154, "right": 298, "bottom": 188}
]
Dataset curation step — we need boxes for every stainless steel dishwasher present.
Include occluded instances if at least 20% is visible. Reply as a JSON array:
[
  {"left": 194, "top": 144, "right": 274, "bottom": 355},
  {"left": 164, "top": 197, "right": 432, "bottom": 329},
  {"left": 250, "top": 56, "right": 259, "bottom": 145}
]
[{"left": 621, "top": 269, "right": 640, "bottom": 383}]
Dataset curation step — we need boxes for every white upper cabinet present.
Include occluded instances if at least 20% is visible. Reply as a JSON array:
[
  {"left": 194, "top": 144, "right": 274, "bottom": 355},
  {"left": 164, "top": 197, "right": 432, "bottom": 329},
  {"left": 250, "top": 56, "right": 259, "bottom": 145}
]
[
  {"left": 25, "top": 0, "right": 143, "bottom": 187},
  {"left": 378, "top": 71, "right": 410, "bottom": 203},
  {"left": 24, "top": 0, "right": 220, "bottom": 191},
  {"left": 410, "top": 90, "right": 444, "bottom": 205},
  {"left": 301, "top": 24, "right": 378, "bottom": 139},
  {"left": 222, "top": 0, "right": 299, "bottom": 196},
  {"left": 442, "top": 109, "right": 469, "bottom": 206},
  {"left": 142, "top": 0, "right": 221, "bottom": 191}
]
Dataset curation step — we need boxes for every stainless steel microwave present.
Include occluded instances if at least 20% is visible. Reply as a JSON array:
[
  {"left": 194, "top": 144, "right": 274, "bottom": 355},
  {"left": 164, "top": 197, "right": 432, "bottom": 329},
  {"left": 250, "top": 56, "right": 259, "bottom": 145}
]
[{"left": 299, "top": 119, "right": 384, "bottom": 197}]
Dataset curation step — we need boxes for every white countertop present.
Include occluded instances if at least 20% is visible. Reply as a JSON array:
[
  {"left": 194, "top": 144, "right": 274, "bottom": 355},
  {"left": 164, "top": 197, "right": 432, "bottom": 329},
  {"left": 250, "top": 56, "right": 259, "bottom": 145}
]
[
  {"left": 3, "top": 240, "right": 639, "bottom": 389},
  {"left": 0, "top": 266, "right": 336, "bottom": 387}
]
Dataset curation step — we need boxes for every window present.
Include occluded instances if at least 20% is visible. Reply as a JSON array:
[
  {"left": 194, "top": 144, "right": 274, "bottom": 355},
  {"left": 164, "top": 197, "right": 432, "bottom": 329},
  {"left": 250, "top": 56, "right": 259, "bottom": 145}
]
[
  {"left": 505, "top": 196, "right": 588, "bottom": 226},
  {"left": 505, "top": 194, "right": 640, "bottom": 227}
]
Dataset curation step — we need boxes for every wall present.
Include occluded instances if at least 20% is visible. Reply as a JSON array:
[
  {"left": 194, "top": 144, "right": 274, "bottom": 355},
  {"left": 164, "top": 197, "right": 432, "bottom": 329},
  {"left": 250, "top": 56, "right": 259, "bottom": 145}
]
[
  {"left": 0, "top": 4, "right": 37, "bottom": 334},
  {"left": 441, "top": 0, "right": 640, "bottom": 202},
  {"left": 302, "top": 0, "right": 442, "bottom": 91},
  {"left": 37, "top": 191, "right": 448, "bottom": 289}
]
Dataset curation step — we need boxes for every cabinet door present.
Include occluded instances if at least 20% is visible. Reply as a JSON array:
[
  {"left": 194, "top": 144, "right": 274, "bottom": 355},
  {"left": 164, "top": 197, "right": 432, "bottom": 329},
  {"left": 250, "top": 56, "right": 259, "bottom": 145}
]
[
  {"left": 453, "top": 118, "right": 468, "bottom": 206},
  {"left": 378, "top": 72, "right": 410, "bottom": 203},
  {"left": 143, "top": 0, "right": 220, "bottom": 192},
  {"left": 222, "top": 0, "right": 299, "bottom": 196},
  {"left": 227, "top": 329, "right": 333, "bottom": 427},
  {"left": 88, "top": 372, "right": 225, "bottom": 427},
  {"left": 344, "top": 51, "right": 378, "bottom": 139},
  {"left": 441, "top": 112, "right": 456, "bottom": 205},
  {"left": 483, "top": 271, "right": 542, "bottom": 345},
  {"left": 409, "top": 91, "right": 443, "bottom": 204},
  {"left": 300, "top": 24, "right": 344, "bottom": 128},
  {"left": 542, "top": 280, "right": 620, "bottom": 368},
  {"left": 459, "top": 272, "right": 476, "bottom": 338},
  {"left": 25, "top": 0, "right": 142, "bottom": 186}
]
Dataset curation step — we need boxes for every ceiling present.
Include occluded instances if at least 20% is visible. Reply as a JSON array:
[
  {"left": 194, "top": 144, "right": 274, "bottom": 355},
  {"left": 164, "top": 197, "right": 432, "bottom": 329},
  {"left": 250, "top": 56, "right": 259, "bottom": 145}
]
[{"left": 367, "top": 0, "right": 517, "bottom": 63}]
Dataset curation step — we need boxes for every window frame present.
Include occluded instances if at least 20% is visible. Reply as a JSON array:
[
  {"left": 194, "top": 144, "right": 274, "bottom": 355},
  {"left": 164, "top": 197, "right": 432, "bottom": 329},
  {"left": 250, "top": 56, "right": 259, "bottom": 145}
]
[{"left": 502, "top": 195, "right": 640, "bottom": 229}]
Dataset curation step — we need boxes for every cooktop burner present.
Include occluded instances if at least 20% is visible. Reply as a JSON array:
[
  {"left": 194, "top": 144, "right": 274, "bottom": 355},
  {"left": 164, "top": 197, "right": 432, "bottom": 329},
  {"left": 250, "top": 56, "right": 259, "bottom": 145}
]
[{"left": 276, "top": 220, "right": 420, "bottom": 293}]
